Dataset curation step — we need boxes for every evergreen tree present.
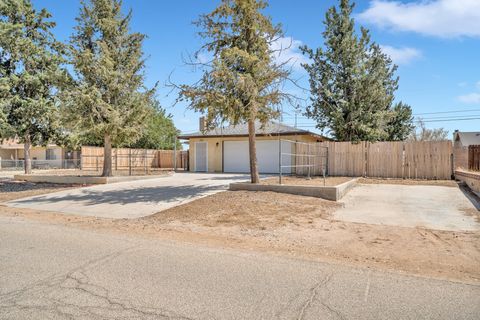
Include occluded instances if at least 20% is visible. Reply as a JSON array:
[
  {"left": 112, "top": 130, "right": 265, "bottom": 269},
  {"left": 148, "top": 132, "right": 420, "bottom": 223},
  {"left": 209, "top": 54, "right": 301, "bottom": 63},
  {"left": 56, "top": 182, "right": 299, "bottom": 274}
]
[
  {"left": 65, "top": 0, "right": 154, "bottom": 176},
  {"left": 0, "top": 0, "right": 67, "bottom": 173},
  {"left": 131, "top": 100, "right": 180, "bottom": 150},
  {"left": 178, "top": 0, "right": 290, "bottom": 183},
  {"left": 301, "top": 0, "right": 410, "bottom": 142},
  {"left": 387, "top": 102, "right": 414, "bottom": 141}
]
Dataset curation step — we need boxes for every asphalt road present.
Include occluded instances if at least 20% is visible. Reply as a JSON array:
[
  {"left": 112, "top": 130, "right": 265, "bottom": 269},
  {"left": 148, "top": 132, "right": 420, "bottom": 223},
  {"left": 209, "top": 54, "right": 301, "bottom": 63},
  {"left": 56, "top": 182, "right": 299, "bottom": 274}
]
[{"left": 1, "top": 216, "right": 479, "bottom": 320}]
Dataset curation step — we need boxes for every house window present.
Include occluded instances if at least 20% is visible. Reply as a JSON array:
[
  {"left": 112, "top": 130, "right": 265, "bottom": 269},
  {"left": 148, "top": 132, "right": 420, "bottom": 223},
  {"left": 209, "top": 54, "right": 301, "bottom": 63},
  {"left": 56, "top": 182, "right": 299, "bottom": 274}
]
[{"left": 46, "top": 149, "right": 56, "bottom": 160}]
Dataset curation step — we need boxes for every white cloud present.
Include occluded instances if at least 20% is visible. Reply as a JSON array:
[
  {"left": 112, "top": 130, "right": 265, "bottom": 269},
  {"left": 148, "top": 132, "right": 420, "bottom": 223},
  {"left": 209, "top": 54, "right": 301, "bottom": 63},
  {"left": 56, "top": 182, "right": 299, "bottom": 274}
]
[
  {"left": 358, "top": 0, "right": 480, "bottom": 38},
  {"left": 458, "top": 80, "right": 480, "bottom": 103},
  {"left": 379, "top": 45, "right": 422, "bottom": 65},
  {"left": 270, "top": 37, "right": 309, "bottom": 70},
  {"left": 458, "top": 93, "right": 480, "bottom": 104}
]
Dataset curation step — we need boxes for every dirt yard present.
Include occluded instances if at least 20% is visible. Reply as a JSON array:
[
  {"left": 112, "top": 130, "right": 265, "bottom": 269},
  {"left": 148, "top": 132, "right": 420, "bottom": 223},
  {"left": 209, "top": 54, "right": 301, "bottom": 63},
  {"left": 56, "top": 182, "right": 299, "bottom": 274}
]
[
  {"left": 261, "top": 176, "right": 352, "bottom": 186},
  {"left": 1, "top": 184, "right": 479, "bottom": 284}
]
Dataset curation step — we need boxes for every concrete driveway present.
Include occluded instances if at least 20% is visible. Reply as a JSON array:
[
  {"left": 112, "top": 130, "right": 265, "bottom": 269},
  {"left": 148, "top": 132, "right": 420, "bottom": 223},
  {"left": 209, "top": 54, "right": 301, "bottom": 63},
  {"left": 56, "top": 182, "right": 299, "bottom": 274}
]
[
  {"left": 334, "top": 184, "right": 480, "bottom": 231},
  {"left": 4, "top": 173, "right": 249, "bottom": 219}
]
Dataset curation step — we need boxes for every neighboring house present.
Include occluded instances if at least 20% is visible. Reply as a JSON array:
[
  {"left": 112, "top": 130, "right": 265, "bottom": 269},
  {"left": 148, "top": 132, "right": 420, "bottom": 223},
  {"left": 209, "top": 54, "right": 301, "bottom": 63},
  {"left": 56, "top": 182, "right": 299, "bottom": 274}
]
[
  {"left": 179, "top": 118, "right": 328, "bottom": 173},
  {"left": 0, "top": 138, "right": 79, "bottom": 169},
  {"left": 453, "top": 131, "right": 480, "bottom": 169}
]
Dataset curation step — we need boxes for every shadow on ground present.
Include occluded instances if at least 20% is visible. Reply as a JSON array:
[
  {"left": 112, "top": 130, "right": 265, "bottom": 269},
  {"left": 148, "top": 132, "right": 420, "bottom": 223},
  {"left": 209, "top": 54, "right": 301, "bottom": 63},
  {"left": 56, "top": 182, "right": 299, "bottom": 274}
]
[{"left": 9, "top": 184, "right": 225, "bottom": 207}]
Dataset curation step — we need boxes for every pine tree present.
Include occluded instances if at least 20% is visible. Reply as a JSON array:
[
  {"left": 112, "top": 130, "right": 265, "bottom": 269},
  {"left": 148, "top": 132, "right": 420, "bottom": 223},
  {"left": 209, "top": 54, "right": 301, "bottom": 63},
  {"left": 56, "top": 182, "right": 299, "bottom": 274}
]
[
  {"left": 65, "top": 0, "right": 154, "bottom": 176},
  {"left": 131, "top": 99, "right": 180, "bottom": 150},
  {"left": 0, "top": 0, "right": 68, "bottom": 174},
  {"left": 387, "top": 102, "right": 414, "bottom": 141},
  {"left": 301, "top": 0, "right": 410, "bottom": 142},
  {"left": 178, "top": 0, "right": 290, "bottom": 183}
]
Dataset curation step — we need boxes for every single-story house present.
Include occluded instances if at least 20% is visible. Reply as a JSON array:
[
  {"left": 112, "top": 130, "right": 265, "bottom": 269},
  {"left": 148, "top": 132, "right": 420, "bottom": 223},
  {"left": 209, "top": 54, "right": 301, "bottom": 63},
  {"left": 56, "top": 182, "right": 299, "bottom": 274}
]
[
  {"left": 178, "top": 119, "right": 328, "bottom": 173},
  {"left": 453, "top": 131, "right": 480, "bottom": 169},
  {"left": 0, "top": 138, "right": 79, "bottom": 169}
]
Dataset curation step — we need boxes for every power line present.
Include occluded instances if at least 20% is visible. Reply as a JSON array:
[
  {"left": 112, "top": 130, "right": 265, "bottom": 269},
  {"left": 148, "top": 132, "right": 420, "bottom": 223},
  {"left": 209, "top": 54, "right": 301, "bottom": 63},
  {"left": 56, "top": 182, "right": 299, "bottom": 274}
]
[
  {"left": 414, "top": 114, "right": 480, "bottom": 120},
  {"left": 283, "top": 108, "right": 480, "bottom": 118},
  {"left": 420, "top": 117, "right": 480, "bottom": 123},
  {"left": 414, "top": 108, "right": 480, "bottom": 115},
  {"left": 289, "top": 116, "right": 480, "bottom": 128}
]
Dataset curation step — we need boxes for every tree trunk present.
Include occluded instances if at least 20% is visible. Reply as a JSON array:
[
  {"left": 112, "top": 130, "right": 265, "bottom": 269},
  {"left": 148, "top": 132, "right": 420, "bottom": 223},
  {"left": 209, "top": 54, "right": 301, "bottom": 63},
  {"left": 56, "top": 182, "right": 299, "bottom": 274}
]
[
  {"left": 102, "top": 133, "right": 113, "bottom": 177},
  {"left": 24, "top": 135, "right": 32, "bottom": 175},
  {"left": 248, "top": 118, "right": 260, "bottom": 183}
]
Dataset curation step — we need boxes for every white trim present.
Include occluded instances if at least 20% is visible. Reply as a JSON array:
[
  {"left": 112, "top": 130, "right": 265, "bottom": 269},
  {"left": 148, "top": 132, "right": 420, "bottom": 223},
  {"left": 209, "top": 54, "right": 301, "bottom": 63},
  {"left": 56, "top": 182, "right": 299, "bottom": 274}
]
[{"left": 194, "top": 141, "right": 208, "bottom": 172}]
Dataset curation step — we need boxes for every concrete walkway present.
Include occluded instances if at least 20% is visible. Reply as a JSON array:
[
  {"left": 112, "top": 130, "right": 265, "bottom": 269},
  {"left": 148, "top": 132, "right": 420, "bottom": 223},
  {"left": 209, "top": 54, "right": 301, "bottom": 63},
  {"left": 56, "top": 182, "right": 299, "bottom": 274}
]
[
  {"left": 334, "top": 184, "right": 480, "bottom": 231},
  {"left": 5, "top": 173, "right": 249, "bottom": 219}
]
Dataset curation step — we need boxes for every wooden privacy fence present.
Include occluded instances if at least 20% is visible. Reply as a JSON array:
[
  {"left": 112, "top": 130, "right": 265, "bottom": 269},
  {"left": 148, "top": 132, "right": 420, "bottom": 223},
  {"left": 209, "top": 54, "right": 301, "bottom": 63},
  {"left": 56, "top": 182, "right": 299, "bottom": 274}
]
[
  {"left": 468, "top": 145, "right": 480, "bottom": 171},
  {"left": 81, "top": 146, "right": 188, "bottom": 173},
  {"left": 294, "top": 140, "right": 453, "bottom": 180}
]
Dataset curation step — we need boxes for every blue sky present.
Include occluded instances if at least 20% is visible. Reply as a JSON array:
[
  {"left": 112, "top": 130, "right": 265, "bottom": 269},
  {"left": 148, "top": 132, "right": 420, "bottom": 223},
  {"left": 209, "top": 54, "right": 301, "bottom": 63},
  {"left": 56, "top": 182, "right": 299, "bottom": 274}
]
[{"left": 37, "top": 0, "right": 480, "bottom": 136}]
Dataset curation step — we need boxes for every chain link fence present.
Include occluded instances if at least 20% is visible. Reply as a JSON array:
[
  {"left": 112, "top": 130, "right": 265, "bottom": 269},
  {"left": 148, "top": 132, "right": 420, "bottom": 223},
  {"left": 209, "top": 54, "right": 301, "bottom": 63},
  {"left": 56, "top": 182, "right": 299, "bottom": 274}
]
[
  {"left": 0, "top": 159, "right": 81, "bottom": 171},
  {"left": 279, "top": 139, "right": 328, "bottom": 184}
]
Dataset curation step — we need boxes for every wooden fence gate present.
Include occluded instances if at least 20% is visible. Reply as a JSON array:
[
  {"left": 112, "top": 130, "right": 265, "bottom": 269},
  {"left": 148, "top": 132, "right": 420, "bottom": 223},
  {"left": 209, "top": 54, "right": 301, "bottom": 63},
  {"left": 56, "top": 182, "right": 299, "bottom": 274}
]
[
  {"left": 468, "top": 145, "right": 480, "bottom": 171},
  {"left": 81, "top": 146, "right": 189, "bottom": 173}
]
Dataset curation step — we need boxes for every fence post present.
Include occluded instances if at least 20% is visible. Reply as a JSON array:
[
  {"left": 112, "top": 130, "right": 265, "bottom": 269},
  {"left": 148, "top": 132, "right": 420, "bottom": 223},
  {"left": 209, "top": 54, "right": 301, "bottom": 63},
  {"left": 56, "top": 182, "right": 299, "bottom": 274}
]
[
  {"left": 96, "top": 156, "right": 99, "bottom": 172},
  {"left": 173, "top": 137, "right": 177, "bottom": 172},
  {"left": 326, "top": 146, "right": 329, "bottom": 176},
  {"left": 144, "top": 149, "right": 147, "bottom": 175},
  {"left": 307, "top": 143, "right": 312, "bottom": 180},
  {"left": 278, "top": 138, "right": 282, "bottom": 184},
  {"left": 129, "top": 149, "right": 132, "bottom": 176}
]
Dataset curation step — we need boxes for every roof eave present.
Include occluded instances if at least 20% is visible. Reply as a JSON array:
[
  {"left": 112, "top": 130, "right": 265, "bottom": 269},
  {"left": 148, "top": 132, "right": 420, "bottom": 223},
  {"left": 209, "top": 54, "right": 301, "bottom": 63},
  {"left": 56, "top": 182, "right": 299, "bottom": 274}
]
[{"left": 178, "top": 131, "right": 328, "bottom": 140}]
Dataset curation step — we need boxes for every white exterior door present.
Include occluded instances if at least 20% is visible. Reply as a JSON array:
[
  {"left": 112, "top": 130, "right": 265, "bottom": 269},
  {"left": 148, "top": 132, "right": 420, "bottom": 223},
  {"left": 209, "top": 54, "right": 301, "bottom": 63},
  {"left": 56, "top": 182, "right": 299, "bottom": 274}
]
[
  {"left": 223, "top": 140, "right": 291, "bottom": 173},
  {"left": 195, "top": 142, "right": 208, "bottom": 172}
]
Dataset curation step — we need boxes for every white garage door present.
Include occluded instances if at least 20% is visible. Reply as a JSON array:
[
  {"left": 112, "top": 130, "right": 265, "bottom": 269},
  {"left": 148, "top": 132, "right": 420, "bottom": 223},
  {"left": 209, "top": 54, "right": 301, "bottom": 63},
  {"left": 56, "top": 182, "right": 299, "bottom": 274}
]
[{"left": 223, "top": 140, "right": 291, "bottom": 173}]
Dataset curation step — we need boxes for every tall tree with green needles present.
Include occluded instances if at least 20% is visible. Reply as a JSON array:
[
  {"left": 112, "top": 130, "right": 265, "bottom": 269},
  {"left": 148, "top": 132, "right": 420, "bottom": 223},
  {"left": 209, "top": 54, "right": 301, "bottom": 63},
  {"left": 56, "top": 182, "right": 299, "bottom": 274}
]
[
  {"left": 0, "top": 0, "right": 68, "bottom": 173},
  {"left": 301, "top": 0, "right": 412, "bottom": 142},
  {"left": 177, "top": 0, "right": 291, "bottom": 183},
  {"left": 66, "top": 0, "right": 154, "bottom": 176}
]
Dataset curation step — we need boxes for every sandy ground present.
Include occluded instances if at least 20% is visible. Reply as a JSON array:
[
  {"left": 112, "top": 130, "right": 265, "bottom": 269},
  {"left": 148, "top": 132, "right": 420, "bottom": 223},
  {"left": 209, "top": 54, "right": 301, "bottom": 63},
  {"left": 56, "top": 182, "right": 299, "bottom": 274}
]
[
  {"left": 1, "top": 182, "right": 479, "bottom": 284},
  {"left": 261, "top": 176, "right": 352, "bottom": 186}
]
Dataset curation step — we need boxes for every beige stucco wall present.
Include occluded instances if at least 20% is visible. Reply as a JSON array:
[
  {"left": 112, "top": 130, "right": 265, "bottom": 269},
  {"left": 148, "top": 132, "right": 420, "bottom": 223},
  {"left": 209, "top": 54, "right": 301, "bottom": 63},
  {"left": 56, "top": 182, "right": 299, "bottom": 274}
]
[
  {"left": 0, "top": 149, "right": 16, "bottom": 161},
  {"left": 15, "top": 146, "right": 63, "bottom": 161},
  {"left": 188, "top": 134, "right": 321, "bottom": 173}
]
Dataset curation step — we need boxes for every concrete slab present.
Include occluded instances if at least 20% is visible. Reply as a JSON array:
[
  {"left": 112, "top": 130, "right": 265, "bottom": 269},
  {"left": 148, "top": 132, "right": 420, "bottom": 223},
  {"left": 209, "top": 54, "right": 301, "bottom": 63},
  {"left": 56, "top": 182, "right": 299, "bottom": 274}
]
[
  {"left": 229, "top": 178, "right": 357, "bottom": 201},
  {"left": 4, "top": 173, "right": 250, "bottom": 219},
  {"left": 334, "top": 184, "right": 480, "bottom": 231}
]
